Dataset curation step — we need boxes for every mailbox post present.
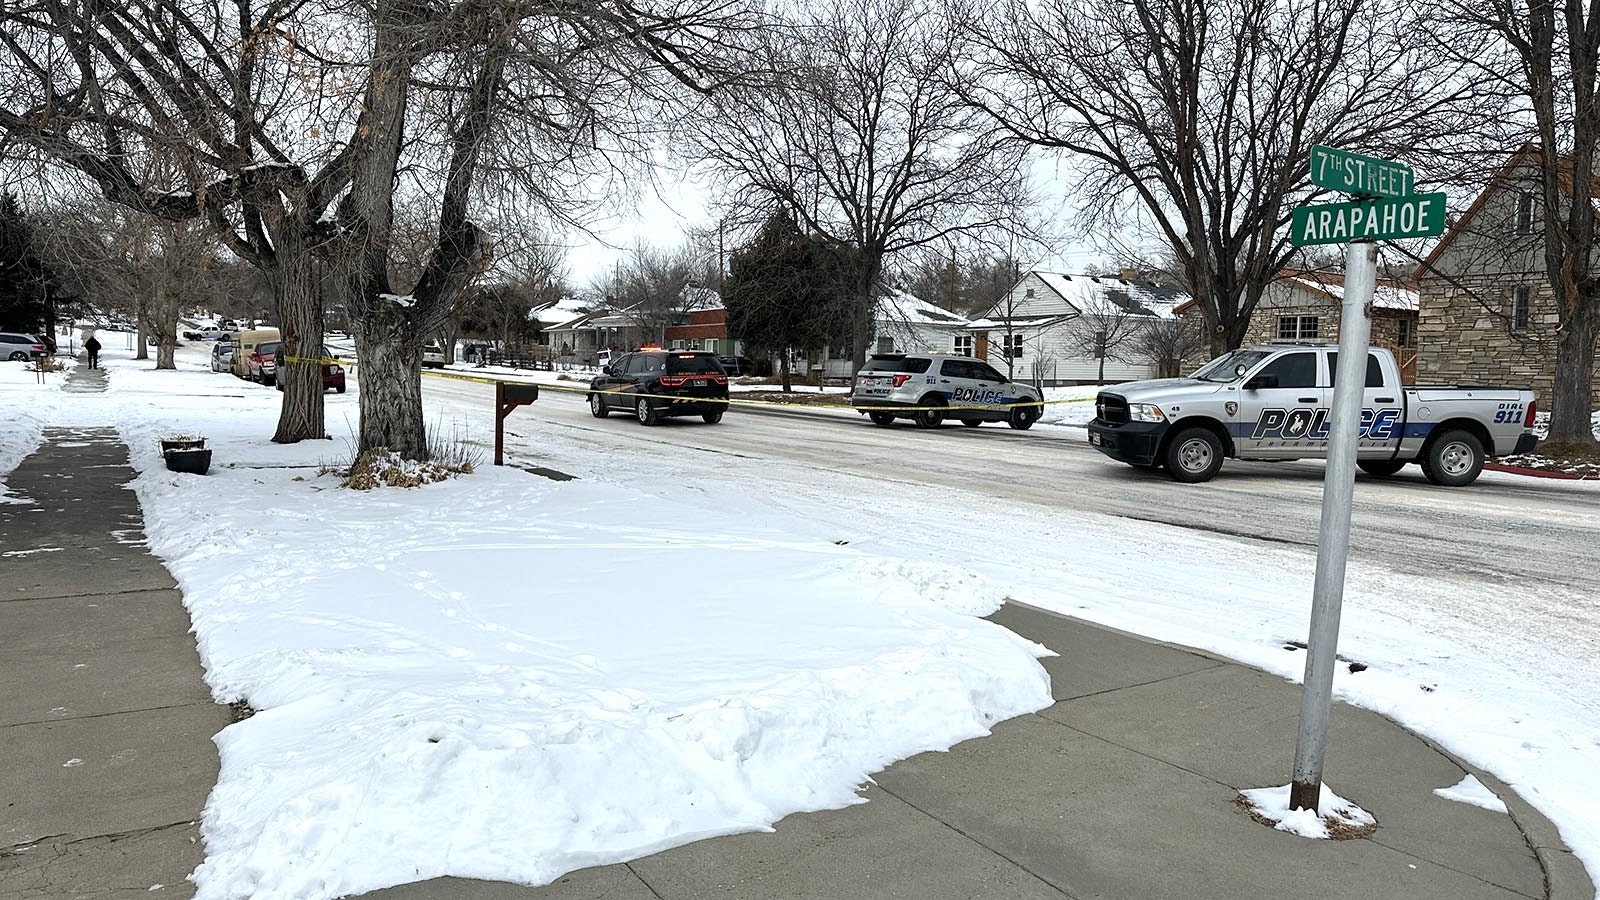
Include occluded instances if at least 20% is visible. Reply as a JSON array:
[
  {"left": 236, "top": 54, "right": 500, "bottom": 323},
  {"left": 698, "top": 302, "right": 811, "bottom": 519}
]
[{"left": 494, "top": 380, "right": 539, "bottom": 466}]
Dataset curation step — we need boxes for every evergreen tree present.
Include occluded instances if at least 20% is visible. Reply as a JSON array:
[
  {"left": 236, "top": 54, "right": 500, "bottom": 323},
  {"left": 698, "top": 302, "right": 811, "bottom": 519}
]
[
  {"left": 0, "top": 193, "right": 54, "bottom": 339},
  {"left": 724, "top": 214, "right": 853, "bottom": 391}
]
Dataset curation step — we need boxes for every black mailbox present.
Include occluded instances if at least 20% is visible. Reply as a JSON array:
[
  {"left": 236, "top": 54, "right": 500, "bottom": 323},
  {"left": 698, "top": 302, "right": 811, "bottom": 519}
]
[{"left": 503, "top": 382, "right": 539, "bottom": 404}]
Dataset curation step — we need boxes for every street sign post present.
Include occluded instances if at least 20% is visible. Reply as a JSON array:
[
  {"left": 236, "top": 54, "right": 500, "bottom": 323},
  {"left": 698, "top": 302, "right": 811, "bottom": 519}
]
[
  {"left": 1309, "top": 144, "right": 1415, "bottom": 198},
  {"left": 1286, "top": 149, "right": 1442, "bottom": 814},
  {"left": 1290, "top": 192, "right": 1446, "bottom": 246}
]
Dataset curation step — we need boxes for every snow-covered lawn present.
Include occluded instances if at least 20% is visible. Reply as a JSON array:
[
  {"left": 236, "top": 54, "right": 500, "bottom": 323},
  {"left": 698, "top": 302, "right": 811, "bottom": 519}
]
[
  {"left": 7, "top": 340, "right": 1600, "bottom": 899},
  {"left": 5, "top": 343, "right": 1052, "bottom": 900}
]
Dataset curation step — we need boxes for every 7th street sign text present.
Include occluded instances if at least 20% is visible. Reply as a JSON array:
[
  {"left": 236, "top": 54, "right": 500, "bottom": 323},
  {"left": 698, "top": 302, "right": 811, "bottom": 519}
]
[
  {"left": 1290, "top": 192, "right": 1446, "bottom": 246},
  {"left": 1309, "top": 145, "right": 1414, "bottom": 198}
]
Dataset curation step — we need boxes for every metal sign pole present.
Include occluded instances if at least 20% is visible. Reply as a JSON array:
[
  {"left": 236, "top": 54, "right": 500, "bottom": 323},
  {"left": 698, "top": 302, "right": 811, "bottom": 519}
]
[{"left": 1289, "top": 237, "right": 1377, "bottom": 812}]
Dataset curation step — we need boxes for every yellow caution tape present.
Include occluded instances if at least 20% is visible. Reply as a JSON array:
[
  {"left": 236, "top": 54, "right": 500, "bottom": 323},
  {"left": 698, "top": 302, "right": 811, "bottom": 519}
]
[
  {"left": 418, "top": 368, "right": 1092, "bottom": 413},
  {"left": 284, "top": 355, "right": 355, "bottom": 368}
]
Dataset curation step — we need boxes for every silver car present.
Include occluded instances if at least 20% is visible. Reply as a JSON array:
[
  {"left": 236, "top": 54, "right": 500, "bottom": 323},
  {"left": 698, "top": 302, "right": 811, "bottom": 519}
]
[
  {"left": 851, "top": 352, "right": 1044, "bottom": 430},
  {"left": 1, "top": 332, "right": 48, "bottom": 361},
  {"left": 211, "top": 341, "right": 235, "bottom": 372}
]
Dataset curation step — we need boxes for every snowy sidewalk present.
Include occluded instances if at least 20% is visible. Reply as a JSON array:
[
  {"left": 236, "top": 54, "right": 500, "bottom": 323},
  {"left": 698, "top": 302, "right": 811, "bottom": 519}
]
[
  {"left": 360, "top": 602, "right": 1588, "bottom": 900},
  {"left": 0, "top": 429, "right": 229, "bottom": 898}
]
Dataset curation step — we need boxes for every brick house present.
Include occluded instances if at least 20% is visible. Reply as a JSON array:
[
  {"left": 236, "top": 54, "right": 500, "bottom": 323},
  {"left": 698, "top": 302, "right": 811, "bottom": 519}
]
[
  {"left": 664, "top": 307, "right": 744, "bottom": 357},
  {"left": 1414, "top": 147, "right": 1600, "bottom": 405}
]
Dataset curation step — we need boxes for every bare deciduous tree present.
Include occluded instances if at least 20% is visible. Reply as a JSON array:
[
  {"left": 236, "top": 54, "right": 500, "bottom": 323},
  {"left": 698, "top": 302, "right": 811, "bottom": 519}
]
[
  {"left": 692, "top": 0, "right": 1031, "bottom": 372},
  {"left": 2, "top": 0, "right": 760, "bottom": 458},
  {"left": 954, "top": 0, "right": 1500, "bottom": 355},
  {"left": 1433, "top": 0, "right": 1600, "bottom": 444},
  {"left": 1137, "top": 316, "right": 1208, "bottom": 379}
]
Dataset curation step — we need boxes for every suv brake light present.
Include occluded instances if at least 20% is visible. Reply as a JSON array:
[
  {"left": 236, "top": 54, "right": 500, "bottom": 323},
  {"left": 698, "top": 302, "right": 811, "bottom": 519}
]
[
  {"left": 891, "top": 374, "right": 911, "bottom": 387},
  {"left": 1525, "top": 400, "right": 1537, "bottom": 428}
]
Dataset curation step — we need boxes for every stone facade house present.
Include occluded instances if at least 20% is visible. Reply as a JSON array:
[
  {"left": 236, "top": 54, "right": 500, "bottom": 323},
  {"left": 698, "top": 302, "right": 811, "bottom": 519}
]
[
  {"left": 1176, "top": 270, "right": 1420, "bottom": 381},
  {"left": 1414, "top": 147, "right": 1600, "bottom": 405}
]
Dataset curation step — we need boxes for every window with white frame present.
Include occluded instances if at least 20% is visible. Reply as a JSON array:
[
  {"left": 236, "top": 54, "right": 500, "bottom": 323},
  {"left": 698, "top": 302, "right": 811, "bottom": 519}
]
[
  {"left": 953, "top": 333, "right": 974, "bottom": 356},
  {"left": 669, "top": 339, "right": 686, "bottom": 350},
  {"left": 704, "top": 339, "right": 718, "bottom": 354},
  {"left": 1512, "top": 286, "right": 1531, "bottom": 331},
  {"left": 1003, "top": 333, "right": 1025, "bottom": 358},
  {"left": 876, "top": 336, "right": 895, "bottom": 353},
  {"left": 1276, "top": 315, "right": 1319, "bottom": 340}
]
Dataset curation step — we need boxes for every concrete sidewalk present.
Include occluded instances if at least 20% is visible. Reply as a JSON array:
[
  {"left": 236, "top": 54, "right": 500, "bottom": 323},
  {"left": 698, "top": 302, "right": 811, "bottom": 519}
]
[
  {"left": 0, "top": 430, "right": 1587, "bottom": 900},
  {"left": 0, "top": 429, "right": 230, "bottom": 899},
  {"left": 363, "top": 602, "right": 1590, "bottom": 900}
]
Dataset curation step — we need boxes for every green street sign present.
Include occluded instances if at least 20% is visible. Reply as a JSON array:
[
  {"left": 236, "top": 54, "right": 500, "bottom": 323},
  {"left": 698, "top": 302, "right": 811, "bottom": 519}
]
[
  {"left": 1309, "top": 145, "right": 1414, "bottom": 198},
  {"left": 1290, "top": 192, "right": 1447, "bottom": 246}
]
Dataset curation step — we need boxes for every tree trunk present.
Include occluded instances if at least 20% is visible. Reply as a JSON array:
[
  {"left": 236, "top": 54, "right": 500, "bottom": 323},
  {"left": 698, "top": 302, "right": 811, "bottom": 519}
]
[
  {"left": 779, "top": 351, "right": 792, "bottom": 392},
  {"left": 354, "top": 312, "right": 426, "bottom": 459},
  {"left": 1547, "top": 292, "right": 1599, "bottom": 443},
  {"left": 157, "top": 335, "right": 176, "bottom": 369},
  {"left": 135, "top": 297, "right": 149, "bottom": 360},
  {"left": 270, "top": 242, "right": 328, "bottom": 444},
  {"left": 1097, "top": 354, "right": 1105, "bottom": 384}
]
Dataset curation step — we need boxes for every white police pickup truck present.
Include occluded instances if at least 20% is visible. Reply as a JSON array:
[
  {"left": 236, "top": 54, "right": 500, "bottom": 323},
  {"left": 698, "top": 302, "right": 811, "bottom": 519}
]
[{"left": 1086, "top": 344, "right": 1538, "bottom": 486}]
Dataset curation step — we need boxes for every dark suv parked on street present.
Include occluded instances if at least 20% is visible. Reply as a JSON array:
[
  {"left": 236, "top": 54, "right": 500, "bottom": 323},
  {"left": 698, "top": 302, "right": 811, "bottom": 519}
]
[{"left": 588, "top": 349, "right": 729, "bottom": 425}]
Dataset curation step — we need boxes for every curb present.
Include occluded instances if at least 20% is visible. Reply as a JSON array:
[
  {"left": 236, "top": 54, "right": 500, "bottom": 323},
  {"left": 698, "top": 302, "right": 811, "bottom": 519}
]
[{"left": 1484, "top": 461, "right": 1597, "bottom": 481}]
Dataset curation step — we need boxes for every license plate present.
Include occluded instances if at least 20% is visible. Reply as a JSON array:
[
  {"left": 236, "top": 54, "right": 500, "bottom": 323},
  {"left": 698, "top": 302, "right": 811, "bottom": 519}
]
[
  {"left": 694, "top": 379, "right": 706, "bottom": 387},
  {"left": 1089, "top": 432, "right": 1101, "bottom": 446}
]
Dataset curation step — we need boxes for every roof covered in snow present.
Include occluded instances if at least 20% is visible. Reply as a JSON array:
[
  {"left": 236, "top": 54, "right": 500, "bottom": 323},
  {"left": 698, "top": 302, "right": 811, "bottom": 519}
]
[
  {"left": 1284, "top": 271, "right": 1420, "bottom": 312},
  {"left": 529, "top": 295, "right": 597, "bottom": 326},
  {"left": 1032, "top": 272, "right": 1187, "bottom": 319},
  {"left": 876, "top": 289, "right": 970, "bottom": 327}
]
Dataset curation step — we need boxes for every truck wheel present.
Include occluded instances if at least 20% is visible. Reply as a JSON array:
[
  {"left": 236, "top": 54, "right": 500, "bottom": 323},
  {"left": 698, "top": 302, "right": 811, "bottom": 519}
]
[
  {"left": 868, "top": 412, "right": 896, "bottom": 427},
  {"left": 1421, "top": 429, "right": 1484, "bottom": 486},
  {"left": 913, "top": 396, "right": 945, "bottom": 429},
  {"left": 1357, "top": 459, "right": 1406, "bottom": 477},
  {"left": 1008, "top": 400, "right": 1038, "bottom": 430},
  {"left": 589, "top": 393, "right": 609, "bottom": 418},
  {"left": 635, "top": 397, "right": 659, "bottom": 426},
  {"left": 1164, "top": 427, "right": 1224, "bottom": 483}
]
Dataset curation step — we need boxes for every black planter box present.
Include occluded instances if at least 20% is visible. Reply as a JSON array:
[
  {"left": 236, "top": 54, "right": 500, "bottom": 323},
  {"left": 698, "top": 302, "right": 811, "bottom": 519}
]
[
  {"left": 164, "top": 448, "right": 212, "bottom": 475},
  {"left": 161, "top": 438, "right": 206, "bottom": 453}
]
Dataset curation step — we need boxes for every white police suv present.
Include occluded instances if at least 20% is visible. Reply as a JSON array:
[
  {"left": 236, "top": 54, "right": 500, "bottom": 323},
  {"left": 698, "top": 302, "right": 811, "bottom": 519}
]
[{"left": 851, "top": 353, "right": 1044, "bottom": 430}]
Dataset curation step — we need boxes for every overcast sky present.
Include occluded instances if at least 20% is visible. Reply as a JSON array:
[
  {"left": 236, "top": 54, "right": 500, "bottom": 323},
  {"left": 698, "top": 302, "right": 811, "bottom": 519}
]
[{"left": 553, "top": 156, "right": 1154, "bottom": 290}]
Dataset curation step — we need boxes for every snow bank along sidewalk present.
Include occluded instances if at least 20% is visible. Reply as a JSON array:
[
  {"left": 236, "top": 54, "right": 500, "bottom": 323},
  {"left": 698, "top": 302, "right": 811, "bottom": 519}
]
[
  {"left": 0, "top": 346, "right": 1045, "bottom": 900},
  {"left": 0, "top": 428, "right": 231, "bottom": 897},
  {"left": 355, "top": 602, "right": 1585, "bottom": 900}
]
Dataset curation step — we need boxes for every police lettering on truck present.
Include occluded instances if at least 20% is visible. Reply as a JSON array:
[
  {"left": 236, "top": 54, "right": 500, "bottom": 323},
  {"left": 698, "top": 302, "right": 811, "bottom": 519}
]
[{"left": 1084, "top": 345, "right": 1538, "bottom": 486}]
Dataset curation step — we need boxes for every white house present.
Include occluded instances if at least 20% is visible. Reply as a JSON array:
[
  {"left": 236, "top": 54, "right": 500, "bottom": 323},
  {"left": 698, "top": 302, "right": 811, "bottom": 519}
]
[
  {"left": 969, "top": 271, "right": 1190, "bottom": 385},
  {"left": 817, "top": 289, "right": 972, "bottom": 378}
]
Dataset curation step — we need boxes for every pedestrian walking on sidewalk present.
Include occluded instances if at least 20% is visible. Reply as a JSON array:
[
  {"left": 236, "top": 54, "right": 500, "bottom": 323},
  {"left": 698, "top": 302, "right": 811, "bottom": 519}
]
[{"left": 84, "top": 335, "right": 101, "bottom": 369}]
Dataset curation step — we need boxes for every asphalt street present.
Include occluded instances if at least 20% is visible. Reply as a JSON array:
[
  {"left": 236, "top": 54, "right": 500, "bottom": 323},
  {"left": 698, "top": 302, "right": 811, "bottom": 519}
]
[{"left": 425, "top": 374, "right": 1600, "bottom": 597}]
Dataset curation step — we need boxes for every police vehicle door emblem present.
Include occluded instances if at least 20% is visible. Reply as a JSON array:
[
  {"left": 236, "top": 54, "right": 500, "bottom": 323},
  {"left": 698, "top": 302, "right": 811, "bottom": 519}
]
[{"left": 1225, "top": 401, "right": 1238, "bottom": 416}]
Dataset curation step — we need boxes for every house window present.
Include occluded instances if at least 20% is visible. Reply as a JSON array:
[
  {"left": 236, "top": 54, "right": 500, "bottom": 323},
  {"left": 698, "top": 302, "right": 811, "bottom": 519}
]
[
  {"left": 954, "top": 333, "right": 974, "bottom": 356},
  {"left": 1093, "top": 329, "right": 1108, "bottom": 358},
  {"left": 1512, "top": 286, "right": 1531, "bottom": 330},
  {"left": 1396, "top": 318, "right": 1412, "bottom": 348},
  {"left": 1024, "top": 288, "right": 1035, "bottom": 299},
  {"left": 689, "top": 338, "right": 702, "bottom": 350},
  {"left": 828, "top": 345, "right": 850, "bottom": 360},
  {"left": 1276, "top": 315, "right": 1319, "bottom": 341},
  {"left": 1516, "top": 191, "right": 1535, "bottom": 235},
  {"left": 1003, "top": 333, "right": 1025, "bottom": 359},
  {"left": 669, "top": 339, "right": 685, "bottom": 350},
  {"left": 705, "top": 339, "right": 718, "bottom": 354},
  {"left": 876, "top": 336, "right": 895, "bottom": 353}
]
